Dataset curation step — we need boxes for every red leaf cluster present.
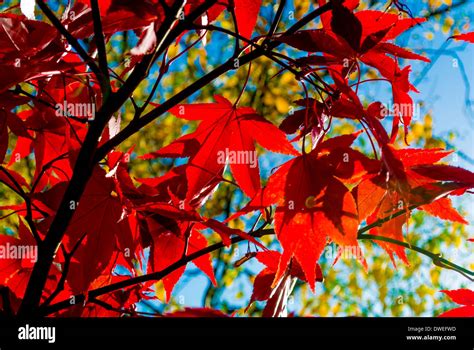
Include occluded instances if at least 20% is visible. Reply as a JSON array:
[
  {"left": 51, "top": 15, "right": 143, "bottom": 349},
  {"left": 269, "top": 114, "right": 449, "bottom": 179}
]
[{"left": 0, "top": 0, "right": 472, "bottom": 318}]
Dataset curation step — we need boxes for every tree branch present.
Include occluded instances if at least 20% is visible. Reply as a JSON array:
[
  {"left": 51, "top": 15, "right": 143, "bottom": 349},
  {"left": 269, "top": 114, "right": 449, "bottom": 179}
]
[
  {"left": 0, "top": 287, "right": 12, "bottom": 318},
  {"left": 16, "top": 0, "right": 223, "bottom": 318},
  {"left": 40, "top": 229, "right": 275, "bottom": 316},
  {"left": 0, "top": 166, "right": 41, "bottom": 243},
  {"left": 35, "top": 0, "right": 103, "bottom": 81},
  {"left": 41, "top": 232, "right": 88, "bottom": 308},
  {"left": 90, "top": 0, "right": 111, "bottom": 97},
  {"left": 228, "top": 0, "right": 240, "bottom": 57},
  {"left": 192, "top": 23, "right": 323, "bottom": 90},
  {"left": 265, "top": 0, "right": 287, "bottom": 43},
  {"left": 358, "top": 233, "right": 474, "bottom": 281},
  {"left": 40, "top": 203, "right": 474, "bottom": 316},
  {"left": 93, "top": 2, "right": 334, "bottom": 161}
]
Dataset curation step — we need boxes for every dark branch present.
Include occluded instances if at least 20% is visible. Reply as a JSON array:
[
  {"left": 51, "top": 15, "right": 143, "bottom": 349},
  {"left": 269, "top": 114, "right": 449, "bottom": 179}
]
[
  {"left": 35, "top": 0, "right": 103, "bottom": 81},
  {"left": 90, "top": 0, "right": 111, "bottom": 97},
  {"left": 41, "top": 203, "right": 474, "bottom": 316}
]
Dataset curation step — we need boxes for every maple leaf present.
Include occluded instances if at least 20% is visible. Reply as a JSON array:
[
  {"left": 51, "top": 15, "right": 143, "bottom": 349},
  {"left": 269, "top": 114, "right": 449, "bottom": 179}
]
[
  {"left": 64, "top": 1, "right": 159, "bottom": 39},
  {"left": 0, "top": 219, "right": 58, "bottom": 303},
  {"left": 279, "top": 85, "right": 391, "bottom": 150},
  {"left": 364, "top": 185, "right": 410, "bottom": 264},
  {"left": 248, "top": 250, "right": 323, "bottom": 317},
  {"left": 438, "top": 289, "right": 474, "bottom": 317},
  {"left": 138, "top": 206, "right": 260, "bottom": 300},
  {"left": 113, "top": 165, "right": 265, "bottom": 300},
  {"left": 0, "top": 219, "right": 37, "bottom": 299},
  {"left": 279, "top": 8, "right": 428, "bottom": 139},
  {"left": 410, "top": 164, "right": 474, "bottom": 187},
  {"left": 1, "top": 108, "right": 31, "bottom": 165},
  {"left": 451, "top": 32, "right": 474, "bottom": 43},
  {"left": 190, "top": 0, "right": 262, "bottom": 39},
  {"left": 233, "top": 0, "right": 262, "bottom": 39},
  {"left": 76, "top": 0, "right": 113, "bottom": 15},
  {"left": 354, "top": 146, "right": 472, "bottom": 264},
  {"left": 13, "top": 98, "right": 89, "bottom": 189},
  {"left": 0, "top": 14, "right": 76, "bottom": 93},
  {"left": 135, "top": 164, "right": 220, "bottom": 208},
  {"left": 420, "top": 197, "right": 467, "bottom": 224},
  {"left": 40, "top": 73, "right": 102, "bottom": 121},
  {"left": 247, "top": 138, "right": 366, "bottom": 288},
  {"left": 142, "top": 95, "right": 298, "bottom": 200},
  {"left": 114, "top": 157, "right": 265, "bottom": 248},
  {"left": 144, "top": 215, "right": 216, "bottom": 301},
  {"left": 279, "top": 98, "right": 336, "bottom": 140},
  {"left": 0, "top": 14, "right": 59, "bottom": 64},
  {"left": 32, "top": 167, "right": 136, "bottom": 294},
  {"left": 127, "top": 0, "right": 262, "bottom": 63}
]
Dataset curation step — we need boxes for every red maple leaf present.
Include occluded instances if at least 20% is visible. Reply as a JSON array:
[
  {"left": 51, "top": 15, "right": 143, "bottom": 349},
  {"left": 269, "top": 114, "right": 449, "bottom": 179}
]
[
  {"left": 64, "top": 1, "right": 160, "bottom": 39},
  {"left": 451, "top": 32, "right": 474, "bottom": 43},
  {"left": 354, "top": 147, "right": 472, "bottom": 264},
  {"left": 76, "top": 0, "right": 113, "bottom": 15},
  {"left": 0, "top": 219, "right": 59, "bottom": 304},
  {"left": 32, "top": 167, "right": 137, "bottom": 294},
  {"left": 438, "top": 289, "right": 474, "bottom": 317},
  {"left": 191, "top": 0, "right": 262, "bottom": 39},
  {"left": 279, "top": 6, "right": 428, "bottom": 140},
  {"left": 248, "top": 250, "right": 323, "bottom": 317},
  {"left": 142, "top": 95, "right": 298, "bottom": 200},
  {"left": 108, "top": 161, "right": 266, "bottom": 300},
  {"left": 0, "top": 219, "right": 37, "bottom": 299},
  {"left": 246, "top": 134, "right": 370, "bottom": 288},
  {"left": 145, "top": 216, "right": 216, "bottom": 301}
]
